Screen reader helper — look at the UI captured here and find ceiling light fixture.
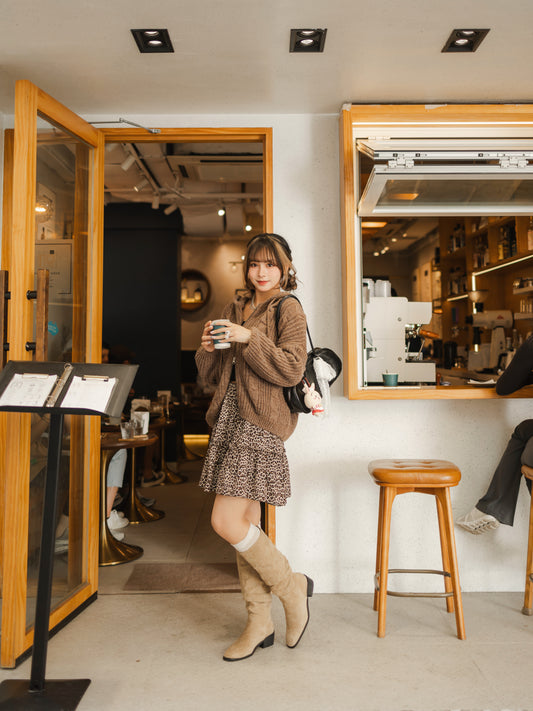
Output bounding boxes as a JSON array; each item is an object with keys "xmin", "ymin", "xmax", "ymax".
[
  {"xmin": 151, "ymin": 194, "xmax": 160, "ymax": 210},
  {"xmin": 120, "ymin": 154, "xmax": 136, "ymax": 171},
  {"xmin": 164, "ymin": 203, "xmax": 179, "ymax": 215},
  {"xmin": 133, "ymin": 178, "xmax": 149, "ymax": 192},
  {"xmin": 245, "ymin": 224, "xmax": 252, "ymax": 232},
  {"xmin": 361, "ymin": 221, "xmax": 387, "ymax": 229},
  {"xmin": 290, "ymin": 28, "xmax": 327, "ymax": 53},
  {"xmin": 131, "ymin": 29, "xmax": 174, "ymax": 53},
  {"xmin": 442, "ymin": 28, "xmax": 490, "ymax": 53},
  {"xmin": 218, "ymin": 207, "xmax": 226, "ymax": 216}
]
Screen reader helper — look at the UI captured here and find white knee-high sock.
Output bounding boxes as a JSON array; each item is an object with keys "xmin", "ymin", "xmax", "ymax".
[{"xmin": 233, "ymin": 523, "xmax": 260, "ymax": 552}]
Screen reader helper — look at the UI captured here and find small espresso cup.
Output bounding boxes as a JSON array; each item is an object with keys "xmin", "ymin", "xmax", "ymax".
[
  {"xmin": 211, "ymin": 320, "xmax": 231, "ymax": 349},
  {"xmin": 382, "ymin": 372, "xmax": 399, "ymax": 387}
]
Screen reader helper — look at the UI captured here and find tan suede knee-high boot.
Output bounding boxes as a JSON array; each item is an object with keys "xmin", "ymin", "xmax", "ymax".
[
  {"xmin": 223, "ymin": 553, "xmax": 275, "ymax": 662},
  {"xmin": 239, "ymin": 529, "xmax": 313, "ymax": 648}
]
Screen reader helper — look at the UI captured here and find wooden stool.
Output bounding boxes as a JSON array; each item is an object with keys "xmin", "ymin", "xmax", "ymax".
[
  {"xmin": 368, "ymin": 459, "xmax": 466, "ymax": 640},
  {"xmin": 519, "ymin": 464, "xmax": 533, "ymax": 616}
]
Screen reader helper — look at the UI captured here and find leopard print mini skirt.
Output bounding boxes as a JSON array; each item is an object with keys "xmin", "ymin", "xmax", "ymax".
[{"xmin": 199, "ymin": 384, "xmax": 291, "ymax": 506}]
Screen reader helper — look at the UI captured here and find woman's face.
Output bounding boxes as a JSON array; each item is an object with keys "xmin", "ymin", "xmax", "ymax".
[{"xmin": 247, "ymin": 250, "xmax": 282, "ymax": 296}]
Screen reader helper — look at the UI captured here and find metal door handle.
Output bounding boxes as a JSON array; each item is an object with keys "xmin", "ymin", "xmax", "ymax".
[
  {"xmin": 26, "ymin": 269, "xmax": 49, "ymax": 360},
  {"xmin": 0, "ymin": 270, "xmax": 9, "ymax": 368}
]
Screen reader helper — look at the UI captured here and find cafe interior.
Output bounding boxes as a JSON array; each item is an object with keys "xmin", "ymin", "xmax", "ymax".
[{"xmin": 2, "ymin": 5, "xmax": 533, "ymax": 711}]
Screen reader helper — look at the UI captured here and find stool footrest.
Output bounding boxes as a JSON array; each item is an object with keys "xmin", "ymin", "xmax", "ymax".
[{"xmin": 375, "ymin": 569, "xmax": 453, "ymax": 599}]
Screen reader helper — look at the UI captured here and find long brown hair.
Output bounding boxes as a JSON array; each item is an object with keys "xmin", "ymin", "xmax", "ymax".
[{"xmin": 243, "ymin": 233, "xmax": 297, "ymax": 292}]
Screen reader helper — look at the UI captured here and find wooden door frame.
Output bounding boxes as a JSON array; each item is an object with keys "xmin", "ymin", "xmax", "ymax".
[
  {"xmin": 1, "ymin": 80, "xmax": 104, "ymax": 667},
  {"xmin": 98, "ymin": 126, "xmax": 275, "ymax": 541}
]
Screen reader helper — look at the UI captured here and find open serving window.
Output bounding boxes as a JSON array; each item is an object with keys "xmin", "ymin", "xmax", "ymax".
[
  {"xmin": 340, "ymin": 105, "xmax": 533, "ymax": 400},
  {"xmin": 358, "ymin": 139, "xmax": 533, "ymax": 217}
]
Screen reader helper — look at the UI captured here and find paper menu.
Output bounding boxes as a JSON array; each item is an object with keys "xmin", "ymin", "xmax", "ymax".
[
  {"xmin": 60, "ymin": 376, "xmax": 117, "ymax": 412},
  {"xmin": 0, "ymin": 373, "xmax": 58, "ymax": 407}
]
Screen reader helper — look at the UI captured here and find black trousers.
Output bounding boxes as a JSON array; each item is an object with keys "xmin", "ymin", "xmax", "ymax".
[{"xmin": 477, "ymin": 419, "xmax": 533, "ymax": 526}]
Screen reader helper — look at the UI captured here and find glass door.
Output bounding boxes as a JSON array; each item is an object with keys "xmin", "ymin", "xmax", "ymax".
[{"xmin": 0, "ymin": 80, "xmax": 104, "ymax": 667}]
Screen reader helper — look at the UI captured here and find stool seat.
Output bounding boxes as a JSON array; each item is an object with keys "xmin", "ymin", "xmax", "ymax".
[
  {"xmin": 369, "ymin": 459, "xmax": 461, "ymax": 488},
  {"xmin": 369, "ymin": 457, "xmax": 465, "ymax": 640}
]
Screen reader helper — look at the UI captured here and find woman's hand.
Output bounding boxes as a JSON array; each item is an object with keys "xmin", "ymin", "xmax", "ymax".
[
  {"xmin": 200, "ymin": 320, "xmax": 216, "ymax": 352},
  {"xmin": 204, "ymin": 319, "xmax": 252, "ymax": 347},
  {"xmin": 225, "ymin": 321, "xmax": 252, "ymax": 344}
]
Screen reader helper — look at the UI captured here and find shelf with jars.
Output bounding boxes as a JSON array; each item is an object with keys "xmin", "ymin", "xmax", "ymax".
[{"xmin": 438, "ymin": 216, "xmax": 533, "ymax": 353}]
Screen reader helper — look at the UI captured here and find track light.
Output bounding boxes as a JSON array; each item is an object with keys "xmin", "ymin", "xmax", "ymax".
[
  {"xmin": 164, "ymin": 203, "xmax": 178, "ymax": 215},
  {"xmin": 133, "ymin": 178, "xmax": 148, "ymax": 192},
  {"xmin": 151, "ymin": 193, "xmax": 160, "ymax": 210},
  {"xmin": 121, "ymin": 154, "xmax": 136, "ymax": 171}
]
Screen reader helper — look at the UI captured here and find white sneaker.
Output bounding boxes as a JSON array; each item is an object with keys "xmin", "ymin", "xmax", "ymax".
[
  {"xmin": 110, "ymin": 529, "xmax": 125, "ymax": 541},
  {"xmin": 456, "ymin": 507, "xmax": 500, "ymax": 534},
  {"xmin": 107, "ymin": 509, "xmax": 129, "ymax": 530}
]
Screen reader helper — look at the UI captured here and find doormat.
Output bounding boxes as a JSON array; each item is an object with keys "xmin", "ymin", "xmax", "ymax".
[{"xmin": 123, "ymin": 562, "xmax": 239, "ymax": 593}]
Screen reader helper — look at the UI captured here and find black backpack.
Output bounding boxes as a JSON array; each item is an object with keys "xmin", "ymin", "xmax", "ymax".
[{"xmin": 275, "ymin": 295, "xmax": 342, "ymax": 414}]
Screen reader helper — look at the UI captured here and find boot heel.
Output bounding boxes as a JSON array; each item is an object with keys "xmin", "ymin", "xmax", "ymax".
[
  {"xmin": 306, "ymin": 576, "xmax": 314, "ymax": 597},
  {"xmin": 260, "ymin": 632, "xmax": 275, "ymax": 648}
]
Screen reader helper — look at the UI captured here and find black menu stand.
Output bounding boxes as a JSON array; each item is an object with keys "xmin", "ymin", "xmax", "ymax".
[{"xmin": 0, "ymin": 360, "xmax": 137, "ymax": 711}]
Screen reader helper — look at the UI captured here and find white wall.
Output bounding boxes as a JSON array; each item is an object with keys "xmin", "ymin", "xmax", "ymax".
[{"xmin": 5, "ymin": 109, "xmax": 532, "ymax": 593}]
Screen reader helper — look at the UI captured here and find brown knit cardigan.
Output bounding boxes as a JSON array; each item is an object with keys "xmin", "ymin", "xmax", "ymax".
[{"xmin": 195, "ymin": 292, "xmax": 307, "ymax": 441}]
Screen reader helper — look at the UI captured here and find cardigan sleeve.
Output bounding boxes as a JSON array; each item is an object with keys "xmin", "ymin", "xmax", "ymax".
[
  {"xmin": 242, "ymin": 297, "xmax": 307, "ymax": 386},
  {"xmin": 194, "ymin": 302, "xmax": 234, "ymax": 386},
  {"xmin": 496, "ymin": 333, "xmax": 533, "ymax": 395}
]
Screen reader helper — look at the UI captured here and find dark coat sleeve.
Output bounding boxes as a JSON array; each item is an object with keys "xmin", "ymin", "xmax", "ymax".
[{"xmin": 496, "ymin": 333, "xmax": 533, "ymax": 395}]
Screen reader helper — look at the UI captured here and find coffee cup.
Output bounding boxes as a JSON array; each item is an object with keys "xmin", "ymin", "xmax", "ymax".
[
  {"xmin": 211, "ymin": 320, "xmax": 231, "ymax": 349},
  {"xmin": 382, "ymin": 372, "xmax": 398, "ymax": 387}
]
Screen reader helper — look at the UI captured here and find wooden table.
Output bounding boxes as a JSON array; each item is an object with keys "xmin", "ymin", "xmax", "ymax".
[{"xmin": 99, "ymin": 432, "xmax": 144, "ymax": 566}]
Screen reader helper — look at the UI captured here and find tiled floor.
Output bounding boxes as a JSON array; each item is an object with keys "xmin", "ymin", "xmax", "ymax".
[{"xmin": 2, "ymin": 461, "xmax": 533, "ymax": 711}]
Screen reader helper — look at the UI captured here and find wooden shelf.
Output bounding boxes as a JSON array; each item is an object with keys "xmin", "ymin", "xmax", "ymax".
[
  {"xmin": 513, "ymin": 285, "xmax": 533, "ymax": 295},
  {"xmin": 514, "ymin": 312, "xmax": 533, "ymax": 320}
]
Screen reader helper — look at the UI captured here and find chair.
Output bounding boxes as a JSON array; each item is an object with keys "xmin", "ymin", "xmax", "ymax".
[{"xmin": 368, "ymin": 458, "xmax": 466, "ymax": 639}]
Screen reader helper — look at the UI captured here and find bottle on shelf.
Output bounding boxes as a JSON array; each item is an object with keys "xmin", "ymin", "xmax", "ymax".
[
  {"xmin": 528, "ymin": 217, "xmax": 533, "ymax": 252},
  {"xmin": 193, "ymin": 284, "xmax": 204, "ymax": 302}
]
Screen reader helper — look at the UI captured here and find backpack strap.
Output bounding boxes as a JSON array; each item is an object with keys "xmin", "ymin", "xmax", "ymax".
[{"xmin": 275, "ymin": 294, "xmax": 314, "ymax": 350}]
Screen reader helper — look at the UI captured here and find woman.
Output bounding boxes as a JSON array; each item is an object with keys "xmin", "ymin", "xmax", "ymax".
[{"xmin": 195, "ymin": 233, "xmax": 312, "ymax": 662}]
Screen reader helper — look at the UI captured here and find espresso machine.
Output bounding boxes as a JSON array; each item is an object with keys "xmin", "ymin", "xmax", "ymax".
[
  {"xmin": 466, "ymin": 310, "xmax": 513, "ymax": 369},
  {"xmin": 363, "ymin": 296, "xmax": 436, "ymax": 384}
]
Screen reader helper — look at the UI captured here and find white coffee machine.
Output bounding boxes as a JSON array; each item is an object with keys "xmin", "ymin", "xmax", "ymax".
[{"xmin": 363, "ymin": 295, "xmax": 436, "ymax": 385}]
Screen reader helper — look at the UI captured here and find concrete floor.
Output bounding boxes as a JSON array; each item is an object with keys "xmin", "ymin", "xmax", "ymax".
[{"xmin": 2, "ymin": 461, "xmax": 533, "ymax": 711}]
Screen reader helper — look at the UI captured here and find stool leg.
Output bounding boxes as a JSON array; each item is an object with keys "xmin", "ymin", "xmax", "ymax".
[
  {"xmin": 435, "ymin": 491, "xmax": 454, "ymax": 613},
  {"xmin": 436, "ymin": 488, "xmax": 466, "ymax": 640},
  {"xmin": 377, "ymin": 485, "xmax": 395, "ymax": 638},
  {"xmin": 374, "ymin": 486, "xmax": 385, "ymax": 611},
  {"xmin": 522, "ymin": 494, "xmax": 533, "ymax": 615}
]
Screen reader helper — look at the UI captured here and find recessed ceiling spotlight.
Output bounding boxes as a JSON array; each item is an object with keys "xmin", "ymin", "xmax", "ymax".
[
  {"xmin": 218, "ymin": 208, "xmax": 226, "ymax": 216},
  {"xmin": 290, "ymin": 28, "xmax": 327, "ymax": 53},
  {"xmin": 442, "ymin": 28, "xmax": 489, "ymax": 53},
  {"xmin": 131, "ymin": 29, "xmax": 174, "ymax": 53}
]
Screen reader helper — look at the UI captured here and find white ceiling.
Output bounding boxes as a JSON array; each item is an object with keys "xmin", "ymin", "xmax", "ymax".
[{"xmin": 1, "ymin": 0, "xmax": 533, "ymax": 116}]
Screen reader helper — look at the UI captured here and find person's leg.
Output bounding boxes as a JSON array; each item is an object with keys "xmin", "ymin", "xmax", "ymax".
[
  {"xmin": 211, "ymin": 495, "xmax": 273, "ymax": 661},
  {"xmin": 212, "ymin": 494, "xmax": 313, "ymax": 650},
  {"xmin": 106, "ymin": 449, "xmax": 129, "ymax": 528},
  {"xmin": 477, "ymin": 420, "xmax": 533, "ymax": 525}
]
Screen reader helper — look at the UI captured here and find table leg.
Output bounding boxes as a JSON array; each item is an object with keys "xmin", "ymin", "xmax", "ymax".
[
  {"xmin": 123, "ymin": 447, "xmax": 165, "ymax": 524},
  {"xmin": 160, "ymin": 425, "xmax": 188, "ymax": 484},
  {"xmin": 99, "ymin": 449, "xmax": 143, "ymax": 566}
]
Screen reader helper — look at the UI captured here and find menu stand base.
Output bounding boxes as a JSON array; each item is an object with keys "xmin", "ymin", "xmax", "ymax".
[{"xmin": 0, "ymin": 678, "xmax": 91, "ymax": 710}]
